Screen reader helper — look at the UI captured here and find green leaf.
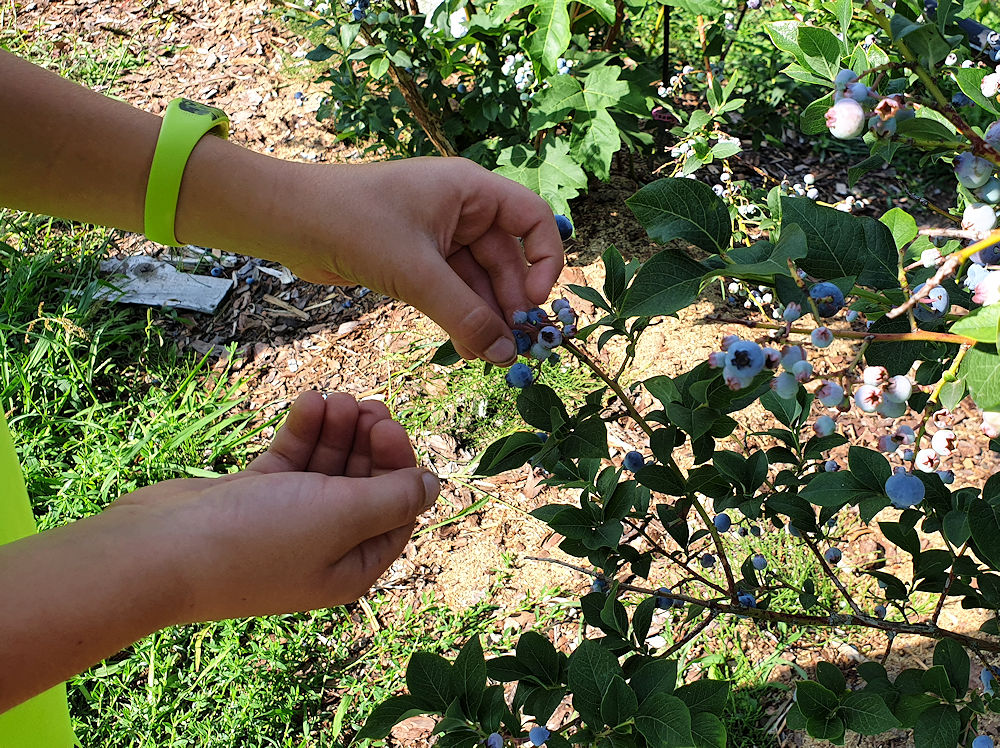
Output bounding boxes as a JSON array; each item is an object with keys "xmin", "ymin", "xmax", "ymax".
[
  {"xmin": 571, "ymin": 108, "xmax": 621, "ymax": 181},
  {"xmin": 971, "ymin": 497, "xmax": 1000, "ymax": 569},
  {"xmin": 635, "ymin": 464, "xmax": 686, "ymax": 496},
  {"xmin": 626, "ymin": 178, "xmax": 733, "ymax": 254},
  {"xmin": 706, "ymin": 228, "xmax": 807, "ymax": 282},
  {"xmin": 568, "ymin": 640, "xmax": 624, "ymax": 728},
  {"xmin": 806, "ymin": 713, "xmax": 845, "ymax": 742},
  {"xmin": 516, "ymin": 632, "xmax": 561, "ymax": 686},
  {"xmin": 305, "ymin": 43, "xmax": 336, "ymax": 62},
  {"xmin": 932, "ymin": 638, "xmax": 970, "ymax": 699},
  {"xmin": 407, "ymin": 652, "xmax": 456, "ymax": 711},
  {"xmin": 794, "ymin": 681, "xmax": 839, "ymax": 719},
  {"xmin": 816, "ymin": 662, "xmax": 846, "ymax": 694},
  {"xmin": 848, "ymin": 446, "xmax": 892, "ymax": 493},
  {"xmin": 634, "ymin": 692, "xmax": 694, "ymax": 747},
  {"xmin": 951, "ymin": 306, "xmax": 1000, "ymax": 346},
  {"xmin": 800, "ymin": 95, "xmax": 833, "ymax": 135},
  {"xmin": 913, "ymin": 703, "xmax": 961, "ymax": 748},
  {"xmin": 454, "ymin": 637, "xmax": 486, "ymax": 713},
  {"xmin": 353, "ymin": 695, "xmax": 428, "ymax": 741},
  {"xmin": 603, "ymin": 246, "xmax": 628, "ymax": 308},
  {"xmin": 601, "ymin": 675, "xmax": 639, "ymax": 726},
  {"xmin": 517, "ymin": 385, "xmax": 569, "ymax": 432},
  {"xmin": 495, "ymin": 139, "xmax": 587, "ymax": 218},
  {"xmin": 840, "ymin": 692, "xmax": 900, "ymax": 736},
  {"xmin": 800, "ymin": 471, "xmax": 871, "ymax": 509},
  {"xmin": 955, "ymin": 67, "xmax": 1000, "ymax": 116},
  {"xmin": 797, "ymin": 26, "xmax": 844, "ymax": 79},
  {"xmin": 674, "ymin": 679, "xmax": 730, "ymax": 714},
  {"xmin": 474, "ymin": 432, "xmax": 541, "ymax": 476},
  {"xmin": 629, "ymin": 658, "xmax": 678, "ymax": 704},
  {"xmin": 879, "ymin": 208, "xmax": 918, "ymax": 251},
  {"xmin": 369, "ymin": 56, "xmax": 390, "ymax": 80},
  {"xmin": 430, "ymin": 339, "xmax": 461, "ymax": 366},
  {"xmin": 689, "ymin": 712, "xmax": 727, "ymax": 748},
  {"xmin": 620, "ymin": 251, "xmax": 706, "ymax": 319}
]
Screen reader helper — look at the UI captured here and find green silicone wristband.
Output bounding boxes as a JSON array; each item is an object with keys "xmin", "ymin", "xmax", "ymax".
[{"xmin": 144, "ymin": 98, "xmax": 229, "ymax": 247}]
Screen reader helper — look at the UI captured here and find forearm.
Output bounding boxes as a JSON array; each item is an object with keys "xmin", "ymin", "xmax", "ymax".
[
  {"xmin": 0, "ymin": 506, "xmax": 184, "ymax": 712},
  {"xmin": 0, "ymin": 49, "xmax": 322, "ymax": 263}
]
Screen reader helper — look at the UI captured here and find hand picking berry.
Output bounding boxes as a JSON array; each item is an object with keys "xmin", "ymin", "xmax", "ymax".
[
  {"xmin": 623, "ymin": 450, "xmax": 645, "ymax": 472},
  {"xmin": 809, "ymin": 282, "xmax": 845, "ymax": 316}
]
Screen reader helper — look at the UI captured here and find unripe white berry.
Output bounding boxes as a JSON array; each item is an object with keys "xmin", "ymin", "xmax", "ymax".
[{"xmin": 825, "ymin": 99, "xmax": 866, "ymax": 140}]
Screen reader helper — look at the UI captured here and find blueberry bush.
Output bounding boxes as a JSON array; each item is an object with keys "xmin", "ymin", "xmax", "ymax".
[{"xmin": 283, "ymin": 0, "xmax": 1000, "ymax": 745}]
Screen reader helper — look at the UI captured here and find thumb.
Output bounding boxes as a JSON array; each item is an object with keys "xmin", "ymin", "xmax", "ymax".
[
  {"xmin": 405, "ymin": 259, "xmax": 518, "ymax": 365},
  {"xmin": 329, "ymin": 467, "xmax": 441, "ymax": 542}
]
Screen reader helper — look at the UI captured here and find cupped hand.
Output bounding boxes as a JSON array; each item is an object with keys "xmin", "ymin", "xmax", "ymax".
[
  {"xmin": 110, "ymin": 391, "xmax": 438, "ymax": 622},
  {"xmin": 279, "ymin": 158, "xmax": 565, "ymax": 365}
]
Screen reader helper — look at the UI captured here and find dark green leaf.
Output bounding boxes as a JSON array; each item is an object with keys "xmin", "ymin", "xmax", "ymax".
[
  {"xmin": 621, "ymin": 251, "xmax": 708, "ymax": 319},
  {"xmin": 601, "ymin": 675, "xmax": 639, "ymax": 726},
  {"xmin": 454, "ymin": 637, "xmax": 486, "ymax": 713},
  {"xmin": 913, "ymin": 703, "xmax": 961, "ymax": 748},
  {"xmin": 430, "ymin": 340, "xmax": 461, "ymax": 366},
  {"xmin": 634, "ymin": 692, "xmax": 694, "ymax": 747},
  {"xmin": 816, "ymin": 662, "xmax": 846, "ymax": 694},
  {"xmin": 568, "ymin": 640, "xmax": 624, "ymax": 728},
  {"xmin": 970, "ymin": 498, "xmax": 1000, "ymax": 568},
  {"xmin": 475, "ymin": 432, "xmax": 541, "ymax": 476},
  {"xmin": 932, "ymin": 638, "xmax": 970, "ymax": 698},
  {"xmin": 675, "ymin": 679, "xmax": 730, "ymax": 715},
  {"xmin": 517, "ymin": 385, "xmax": 569, "ymax": 432},
  {"xmin": 629, "ymin": 658, "xmax": 678, "ymax": 704},
  {"xmin": 689, "ymin": 712, "xmax": 727, "ymax": 748},
  {"xmin": 626, "ymin": 178, "xmax": 732, "ymax": 254},
  {"xmin": 517, "ymin": 632, "xmax": 561, "ymax": 686},
  {"xmin": 353, "ymin": 695, "xmax": 428, "ymax": 741},
  {"xmin": 794, "ymin": 681, "xmax": 839, "ymax": 719},
  {"xmin": 960, "ymin": 345, "xmax": 1000, "ymax": 411},
  {"xmin": 407, "ymin": 652, "xmax": 456, "ymax": 711},
  {"xmin": 848, "ymin": 446, "xmax": 892, "ymax": 492}
]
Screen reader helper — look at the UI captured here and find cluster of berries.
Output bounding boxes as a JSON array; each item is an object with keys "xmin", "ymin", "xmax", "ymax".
[
  {"xmin": 725, "ymin": 280, "xmax": 782, "ymax": 319},
  {"xmin": 344, "ymin": 0, "xmax": 370, "ymax": 22},
  {"xmin": 500, "ymin": 54, "xmax": 538, "ymax": 96},
  {"xmin": 781, "ymin": 172, "xmax": 819, "ymax": 201},
  {"xmin": 825, "ymin": 68, "xmax": 915, "ymax": 140}
]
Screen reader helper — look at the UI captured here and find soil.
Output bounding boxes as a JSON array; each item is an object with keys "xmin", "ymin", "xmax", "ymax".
[{"xmin": 10, "ymin": 0, "xmax": 1000, "ymax": 744}]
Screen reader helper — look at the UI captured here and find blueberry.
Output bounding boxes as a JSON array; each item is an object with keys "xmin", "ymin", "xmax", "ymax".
[
  {"xmin": 782, "ymin": 302, "xmax": 803, "ymax": 322},
  {"xmin": 824, "ymin": 460, "xmax": 840, "ymax": 472},
  {"xmin": 487, "ymin": 733, "xmax": 503, "ymax": 748},
  {"xmin": 352, "ymin": 7, "xmax": 364, "ymax": 20},
  {"xmin": 535, "ymin": 432, "xmax": 548, "ymax": 442},
  {"xmin": 556, "ymin": 307, "xmax": 575, "ymax": 325},
  {"xmin": 955, "ymin": 152, "xmax": 993, "ymax": 189},
  {"xmin": 750, "ymin": 525, "xmax": 762, "ymax": 537},
  {"xmin": 972, "ymin": 737, "xmax": 994, "ymax": 748},
  {"xmin": 885, "ymin": 471, "xmax": 925, "ymax": 508},
  {"xmin": 505, "ymin": 363, "xmax": 533, "ymax": 388},
  {"xmin": 752, "ymin": 554, "xmax": 767, "ymax": 570},
  {"xmin": 825, "ymin": 98, "xmax": 866, "ymax": 139},
  {"xmin": 526, "ymin": 307, "xmax": 548, "ymax": 325},
  {"xmin": 654, "ymin": 587, "xmax": 674, "ymax": 609},
  {"xmin": 788, "ymin": 524, "xmax": 802, "ymax": 538},
  {"xmin": 737, "ymin": 591, "xmax": 757, "ymax": 608},
  {"xmin": 982, "ymin": 668, "xmax": 996, "ymax": 696},
  {"xmin": 529, "ymin": 343, "xmax": 551, "ymax": 360},
  {"xmin": 700, "ymin": 553, "xmax": 716, "ymax": 568},
  {"xmin": 811, "ymin": 327, "xmax": 834, "ymax": 348},
  {"xmin": 513, "ymin": 329, "xmax": 531, "ymax": 354},
  {"xmin": 591, "ymin": 577, "xmax": 610, "ymax": 594},
  {"xmin": 813, "ymin": 415, "xmax": 837, "ymax": 437},
  {"xmin": 883, "ymin": 375, "xmax": 912, "ymax": 403},
  {"xmin": 714, "ymin": 513, "xmax": 732, "ymax": 532},
  {"xmin": 824, "ymin": 547, "xmax": 842, "ymax": 564},
  {"xmin": 246, "ymin": 276, "xmax": 256, "ymax": 286},
  {"xmin": 911, "ymin": 283, "xmax": 949, "ymax": 321},
  {"xmin": 552, "ymin": 298, "xmax": 571, "ymax": 313},
  {"xmin": 457, "ymin": 83, "xmax": 467, "ymax": 94},
  {"xmin": 809, "ymin": 282, "xmax": 845, "ymax": 317},
  {"xmin": 854, "ymin": 384, "xmax": 882, "ymax": 413},
  {"xmin": 537, "ymin": 326, "xmax": 563, "ymax": 349},
  {"xmin": 874, "ymin": 604, "xmax": 886, "ymax": 619},
  {"xmin": 624, "ymin": 451, "xmax": 645, "ymax": 472},
  {"xmin": 772, "ymin": 372, "xmax": 799, "ymax": 400},
  {"xmin": 528, "ymin": 727, "xmax": 551, "ymax": 746},
  {"xmin": 210, "ymin": 265, "xmax": 224, "ymax": 277},
  {"xmin": 294, "ymin": 91, "xmax": 304, "ymax": 100},
  {"xmin": 554, "ymin": 214, "xmax": 574, "ymax": 241},
  {"xmin": 816, "ymin": 381, "xmax": 845, "ymax": 407},
  {"xmin": 512, "ymin": 310, "xmax": 529, "ymax": 325},
  {"xmin": 725, "ymin": 340, "xmax": 765, "ymax": 378}
]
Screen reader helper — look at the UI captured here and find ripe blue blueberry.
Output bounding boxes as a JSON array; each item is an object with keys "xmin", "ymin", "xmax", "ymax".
[
  {"xmin": 824, "ymin": 460, "xmax": 840, "ymax": 472},
  {"xmin": 591, "ymin": 578, "xmax": 610, "ymax": 594},
  {"xmin": 512, "ymin": 310, "xmax": 529, "ymax": 325},
  {"xmin": 529, "ymin": 726, "xmax": 551, "ymax": 746},
  {"xmin": 655, "ymin": 587, "xmax": 675, "ymax": 609},
  {"xmin": 752, "ymin": 554, "xmax": 767, "ymax": 570},
  {"xmin": 737, "ymin": 591, "xmax": 757, "ymax": 608},
  {"xmin": 700, "ymin": 553, "xmax": 716, "ymax": 568},
  {"xmin": 623, "ymin": 451, "xmax": 645, "ymax": 472},
  {"xmin": 535, "ymin": 432, "xmax": 548, "ymax": 442},
  {"xmin": 556, "ymin": 307, "xmax": 576, "ymax": 325},
  {"xmin": 874, "ymin": 604, "xmax": 887, "ymax": 619},
  {"xmin": 210, "ymin": 265, "xmax": 224, "ymax": 277},
  {"xmin": 529, "ymin": 342, "xmax": 551, "ymax": 360},
  {"xmin": 294, "ymin": 91, "xmax": 304, "ymax": 100},
  {"xmin": 457, "ymin": 83, "xmax": 467, "ymax": 94},
  {"xmin": 846, "ymin": 309, "xmax": 859, "ymax": 323},
  {"xmin": 527, "ymin": 307, "xmax": 548, "ymax": 325},
  {"xmin": 714, "ymin": 513, "xmax": 732, "ymax": 532},
  {"xmin": 554, "ymin": 215, "xmax": 574, "ymax": 241},
  {"xmin": 724, "ymin": 340, "xmax": 765, "ymax": 378},
  {"xmin": 972, "ymin": 737, "xmax": 994, "ymax": 748},
  {"xmin": 824, "ymin": 547, "xmax": 842, "ymax": 564},
  {"xmin": 935, "ymin": 469, "xmax": 956, "ymax": 485},
  {"xmin": 487, "ymin": 734, "xmax": 503, "ymax": 748},
  {"xmin": 809, "ymin": 282, "xmax": 845, "ymax": 317},
  {"xmin": 955, "ymin": 152, "xmax": 993, "ymax": 189},
  {"xmin": 911, "ymin": 283, "xmax": 949, "ymax": 321},
  {"xmin": 552, "ymin": 297, "xmax": 570, "ymax": 313},
  {"xmin": 750, "ymin": 525, "xmax": 762, "ymax": 537},
  {"xmin": 538, "ymin": 326, "xmax": 563, "ymax": 349},
  {"xmin": 885, "ymin": 471, "xmax": 925, "ymax": 508},
  {"xmin": 505, "ymin": 363, "xmax": 534, "ymax": 388},
  {"xmin": 513, "ymin": 329, "xmax": 531, "ymax": 355},
  {"xmin": 352, "ymin": 7, "xmax": 364, "ymax": 20},
  {"xmin": 982, "ymin": 668, "xmax": 996, "ymax": 695}
]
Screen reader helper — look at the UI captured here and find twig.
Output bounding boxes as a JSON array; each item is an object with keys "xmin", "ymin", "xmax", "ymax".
[
  {"xmin": 801, "ymin": 533, "xmax": 864, "ymax": 617},
  {"xmin": 711, "ymin": 316, "xmax": 978, "ymax": 346}
]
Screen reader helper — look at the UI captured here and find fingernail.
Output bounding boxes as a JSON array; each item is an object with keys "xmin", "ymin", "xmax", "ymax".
[
  {"xmin": 485, "ymin": 336, "xmax": 516, "ymax": 365},
  {"xmin": 421, "ymin": 471, "xmax": 441, "ymax": 510}
]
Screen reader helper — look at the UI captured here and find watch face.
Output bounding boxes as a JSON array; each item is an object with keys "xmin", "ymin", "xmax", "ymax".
[{"xmin": 178, "ymin": 98, "xmax": 220, "ymax": 118}]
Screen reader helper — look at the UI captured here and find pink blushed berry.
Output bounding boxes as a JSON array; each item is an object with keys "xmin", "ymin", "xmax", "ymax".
[
  {"xmin": 973, "ymin": 271, "xmax": 1000, "ymax": 306},
  {"xmin": 983, "ymin": 411, "xmax": 1000, "ymax": 438},
  {"xmin": 878, "ymin": 435, "xmax": 898, "ymax": 453},
  {"xmin": 763, "ymin": 347, "xmax": 782, "ymax": 370},
  {"xmin": 811, "ymin": 326, "xmax": 834, "ymax": 348},
  {"xmin": 894, "ymin": 425, "xmax": 916, "ymax": 445},
  {"xmin": 931, "ymin": 429, "xmax": 957, "ymax": 456},
  {"xmin": 721, "ymin": 334, "xmax": 740, "ymax": 351},
  {"xmin": 914, "ymin": 448, "xmax": 940, "ymax": 473},
  {"xmin": 825, "ymin": 98, "xmax": 866, "ymax": 139},
  {"xmin": 781, "ymin": 345, "xmax": 806, "ymax": 371},
  {"xmin": 862, "ymin": 366, "xmax": 888, "ymax": 386},
  {"xmin": 708, "ymin": 351, "xmax": 726, "ymax": 368}
]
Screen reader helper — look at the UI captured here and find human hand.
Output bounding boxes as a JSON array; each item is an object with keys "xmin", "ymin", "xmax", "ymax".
[
  {"xmin": 111, "ymin": 391, "xmax": 438, "ymax": 621},
  {"xmin": 273, "ymin": 158, "xmax": 565, "ymax": 365}
]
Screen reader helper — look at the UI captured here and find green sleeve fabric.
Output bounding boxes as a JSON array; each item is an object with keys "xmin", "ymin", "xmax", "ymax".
[{"xmin": 0, "ymin": 411, "xmax": 77, "ymax": 747}]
